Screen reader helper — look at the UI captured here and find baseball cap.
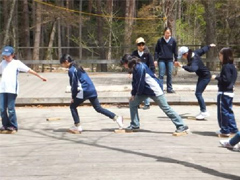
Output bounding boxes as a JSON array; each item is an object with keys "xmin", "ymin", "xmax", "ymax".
[
  {"xmin": 177, "ymin": 46, "xmax": 189, "ymax": 59},
  {"xmin": 136, "ymin": 37, "xmax": 145, "ymax": 44},
  {"xmin": 2, "ymin": 46, "xmax": 14, "ymax": 56}
]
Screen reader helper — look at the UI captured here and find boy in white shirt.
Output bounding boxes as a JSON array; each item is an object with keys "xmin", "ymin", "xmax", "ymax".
[{"xmin": 0, "ymin": 46, "xmax": 47, "ymax": 134}]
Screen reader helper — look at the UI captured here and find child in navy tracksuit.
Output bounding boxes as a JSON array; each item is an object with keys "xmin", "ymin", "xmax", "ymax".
[
  {"xmin": 132, "ymin": 37, "xmax": 155, "ymax": 110},
  {"xmin": 121, "ymin": 54, "xmax": 188, "ymax": 133},
  {"xmin": 176, "ymin": 44, "xmax": 216, "ymax": 120},
  {"xmin": 60, "ymin": 54, "xmax": 123, "ymax": 133},
  {"xmin": 212, "ymin": 48, "xmax": 238, "ymax": 136}
]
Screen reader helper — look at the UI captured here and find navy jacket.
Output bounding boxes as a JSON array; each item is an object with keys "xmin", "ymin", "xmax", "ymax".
[
  {"xmin": 132, "ymin": 49, "xmax": 155, "ymax": 73},
  {"xmin": 154, "ymin": 37, "xmax": 178, "ymax": 61},
  {"xmin": 182, "ymin": 46, "xmax": 211, "ymax": 79},
  {"xmin": 131, "ymin": 62, "xmax": 163, "ymax": 96},
  {"xmin": 68, "ymin": 64, "xmax": 97, "ymax": 99},
  {"xmin": 215, "ymin": 63, "xmax": 237, "ymax": 92}
]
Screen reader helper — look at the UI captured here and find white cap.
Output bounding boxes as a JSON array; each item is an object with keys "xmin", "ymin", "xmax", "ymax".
[
  {"xmin": 136, "ymin": 37, "xmax": 145, "ymax": 44},
  {"xmin": 178, "ymin": 46, "xmax": 189, "ymax": 59}
]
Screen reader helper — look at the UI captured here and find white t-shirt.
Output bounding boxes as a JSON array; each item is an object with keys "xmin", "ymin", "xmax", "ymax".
[{"xmin": 0, "ymin": 59, "xmax": 30, "ymax": 94}]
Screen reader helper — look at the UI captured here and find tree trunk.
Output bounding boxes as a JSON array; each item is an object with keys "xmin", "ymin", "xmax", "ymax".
[
  {"xmin": 33, "ymin": 0, "xmax": 42, "ymax": 71},
  {"xmin": 79, "ymin": 0, "xmax": 83, "ymax": 61},
  {"xmin": 45, "ymin": 21, "xmax": 57, "ymax": 60},
  {"xmin": 3, "ymin": 0, "xmax": 16, "ymax": 46},
  {"xmin": 107, "ymin": 0, "xmax": 113, "ymax": 61},
  {"xmin": 124, "ymin": 0, "xmax": 135, "ymax": 54},
  {"xmin": 23, "ymin": 0, "xmax": 31, "ymax": 60},
  {"xmin": 96, "ymin": 0, "xmax": 107, "ymax": 72},
  {"xmin": 202, "ymin": 0, "xmax": 217, "ymax": 70},
  {"xmin": 162, "ymin": 0, "xmax": 177, "ymax": 37}
]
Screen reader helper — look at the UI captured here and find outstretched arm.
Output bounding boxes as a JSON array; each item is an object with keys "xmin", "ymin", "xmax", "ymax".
[{"xmin": 28, "ymin": 69, "xmax": 47, "ymax": 81}]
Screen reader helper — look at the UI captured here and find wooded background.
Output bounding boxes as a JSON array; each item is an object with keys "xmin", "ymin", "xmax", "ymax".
[{"xmin": 0, "ymin": 0, "xmax": 240, "ymax": 71}]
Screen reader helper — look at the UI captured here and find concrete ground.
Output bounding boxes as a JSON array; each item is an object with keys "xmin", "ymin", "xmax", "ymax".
[{"xmin": 0, "ymin": 105, "xmax": 240, "ymax": 180}]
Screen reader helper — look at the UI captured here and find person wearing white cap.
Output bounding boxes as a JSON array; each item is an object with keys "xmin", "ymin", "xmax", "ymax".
[
  {"xmin": 175, "ymin": 44, "xmax": 216, "ymax": 120},
  {"xmin": 132, "ymin": 37, "xmax": 155, "ymax": 110},
  {"xmin": 0, "ymin": 46, "xmax": 47, "ymax": 134}
]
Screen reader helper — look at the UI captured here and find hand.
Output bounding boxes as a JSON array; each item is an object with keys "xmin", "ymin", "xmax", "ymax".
[
  {"xmin": 210, "ymin": 44, "xmax": 216, "ymax": 47},
  {"xmin": 128, "ymin": 74, "xmax": 132, "ymax": 79},
  {"xmin": 71, "ymin": 99, "xmax": 74, "ymax": 103},
  {"xmin": 174, "ymin": 61, "xmax": 182, "ymax": 67},
  {"xmin": 129, "ymin": 96, "xmax": 135, "ymax": 101},
  {"xmin": 211, "ymin": 75, "xmax": 216, "ymax": 80},
  {"xmin": 41, "ymin": 77, "xmax": 47, "ymax": 81},
  {"xmin": 154, "ymin": 61, "xmax": 158, "ymax": 67}
]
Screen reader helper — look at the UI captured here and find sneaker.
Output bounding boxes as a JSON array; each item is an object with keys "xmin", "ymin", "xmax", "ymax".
[
  {"xmin": 125, "ymin": 125, "xmax": 140, "ymax": 132},
  {"xmin": 142, "ymin": 105, "xmax": 150, "ymax": 110},
  {"xmin": 68, "ymin": 125, "xmax": 83, "ymax": 134},
  {"xmin": 0, "ymin": 126, "xmax": 8, "ymax": 134},
  {"xmin": 219, "ymin": 139, "xmax": 233, "ymax": 148},
  {"xmin": 175, "ymin": 125, "xmax": 189, "ymax": 133},
  {"xmin": 196, "ymin": 111, "xmax": 209, "ymax": 120},
  {"xmin": 115, "ymin": 116, "xmax": 124, "ymax": 129},
  {"xmin": 6, "ymin": 127, "xmax": 17, "ymax": 134},
  {"xmin": 233, "ymin": 143, "xmax": 240, "ymax": 152},
  {"xmin": 216, "ymin": 130, "xmax": 230, "ymax": 137},
  {"xmin": 167, "ymin": 89, "xmax": 175, "ymax": 93}
]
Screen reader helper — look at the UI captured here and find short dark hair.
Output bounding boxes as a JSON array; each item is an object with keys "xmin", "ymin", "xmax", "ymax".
[
  {"xmin": 121, "ymin": 54, "xmax": 140, "ymax": 69},
  {"xmin": 59, "ymin": 54, "xmax": 74, "ymax": 64},
  {"xmin": 219, "ymin": 47, "xmax": 234, "ymax": 64},
  {"xmin": 164, "ymin": 27, "xmax": 172, "ymax": 33}
]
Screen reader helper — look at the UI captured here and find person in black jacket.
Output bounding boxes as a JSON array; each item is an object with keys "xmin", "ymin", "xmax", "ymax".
[
  {"xmin": 154, "ymin": 27, "xmax": 178, "ymax": 93},
  {"xmin": 211, "ymin": 47, "xmax": 238, "ymax": 137},
  {"xmin": 175, "ymin": 44, "xmax": 216, "ymax": 120},
  {"xmin": 132, "ymin": 37, "xmax": 155, "ymax": 110}
]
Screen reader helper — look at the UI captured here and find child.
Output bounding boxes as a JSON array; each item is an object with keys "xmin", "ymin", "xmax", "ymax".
[
  {"xmin": 60, "ymin": 54, "xmax": 123, "ymax": 133},
  {"xmin": 132, "ymin": 37, "xmax": 155, "ymax": 110},
  {"xmin": 121, "ymin": 54, "xmax": 189, "ymax": 134},
  {"xmin": 0, "ymin": 46, "xmax": 47, "ymax": 134},
  {"xmin": 175, "ymin": 44, "xmax": 216, "ymax": 120},
  {"xmin": 212, "ymin": 47, "xmax": 238, "ymax": 137},
  {"xmin": 154, "ymin": 27, "xmax": 178, "ymax": 93},
  {"xmin": 219, "ymin": 131, "xmax": 240, "ymax": 151}
]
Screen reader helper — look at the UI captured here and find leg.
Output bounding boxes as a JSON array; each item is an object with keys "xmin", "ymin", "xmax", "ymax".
[
  {"xmin": 218, "ymin": 94, "xmax": 231, "ymax": 134},
  {"xmin": 70, "ymin": 98, "xmax": 85, "ymax": 125},
  {"xmin": 144, "ymin": 98, "xmax": 150, "ymax": 106},
  {"xmin": 129, "ymin": 95, "xmax": 147, "ymax": 128},
  {"xmin": 0, "ymin": 93, "xmax": 9, "ymax": 128},
  {"xmin": 158, "ymin": 61, "xmax": 166, "ymax": 89},
  {"xmin": 166, "ymin": 61, "xmax": 174, "ymax": 92},
  {"xmin": 217, "ymin": 94, "xmax": 221, "ymax": 129},
  {"xmin": 151, "ymin": 95, "xmax": 185, "ymax": 128},
  {"xmin": 7, "ymin": 93, "xmax": 17, "ymax": 130},
  {"xmin": 222, "ymin": 95, "xmax": 238, "ymax": 133},
  {"xmin": 195, "ymin": 78, "xmax": 210, "ymax": 112},
  {"xmin": 89, "ymin": 97, "xmax": 116, "ymax": 119},
  {"xmin": 229, "ymin": 131, "xmax": 240, "ymax": 146}
]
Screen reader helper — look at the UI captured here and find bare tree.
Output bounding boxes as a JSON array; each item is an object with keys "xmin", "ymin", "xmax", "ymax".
[
  {"xmin": 124, "ymin": 0, "xmax": 136, "ymax": 54},
  {"xmin": 202, "ymin": 0, "xmax": 217, "ymax": 70},
  {"xmin": 107, "ymin": 0, "xmax": 113, "ymax": 60},
  {"xmin": 33, "ymin": 0, "xmax": 42, "ymax": 71},
  {"xmin": 3, "ymin": 0, "xmax": 16, "ymax": 46}
]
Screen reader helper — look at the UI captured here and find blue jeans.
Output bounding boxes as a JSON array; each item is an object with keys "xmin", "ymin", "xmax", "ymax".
[
  {"xmin": 217, "ymin": 93, "xmax": 238, "ymax": 134},
  {"xmin": 129, "ymin": 95, "xmax": 184, "ymax": 128},
  {"xmin": 158, "ymin": 61, "xmax": 173, "ymax": 91},
  {"xmin": 144, "ymin": 98, "xmax": 150, "ymax": 106},
  {"xmin": 195, "ymin": 77, "xmax": 210, "ymax": 112},
  {"xmin": 0, "ymin": 93, "xmax": 18, "ymax": 129},
  {"xmin": 230, "ymin": 131, "xmax": 240, "ymax": 146},
  {"xmin": 70, "ymin": 97, "xmax": 116, "ymax": 124}
]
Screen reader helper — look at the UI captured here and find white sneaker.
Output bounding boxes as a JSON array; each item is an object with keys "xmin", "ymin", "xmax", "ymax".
[
  {"xmin": 216, "ymin": 130, "xmax": 230, "ymax": 137},
  {"xmin": 68, "ymin": 125, "xmax": 83, "ymax": 134},
  {"xmin": 233, "ymin": 143, "xmax": 240, "ymax": 152},
  {"xmin": 196, "ymin": 111, "xmax": 209, "ymax": 120},
  {"xmin": 219, "ymin": 139, "xmax": 233, "ymax": 148},
  {"xmin": 115, "ymin": 116, "xmax": 124, "ymax": 129}
]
